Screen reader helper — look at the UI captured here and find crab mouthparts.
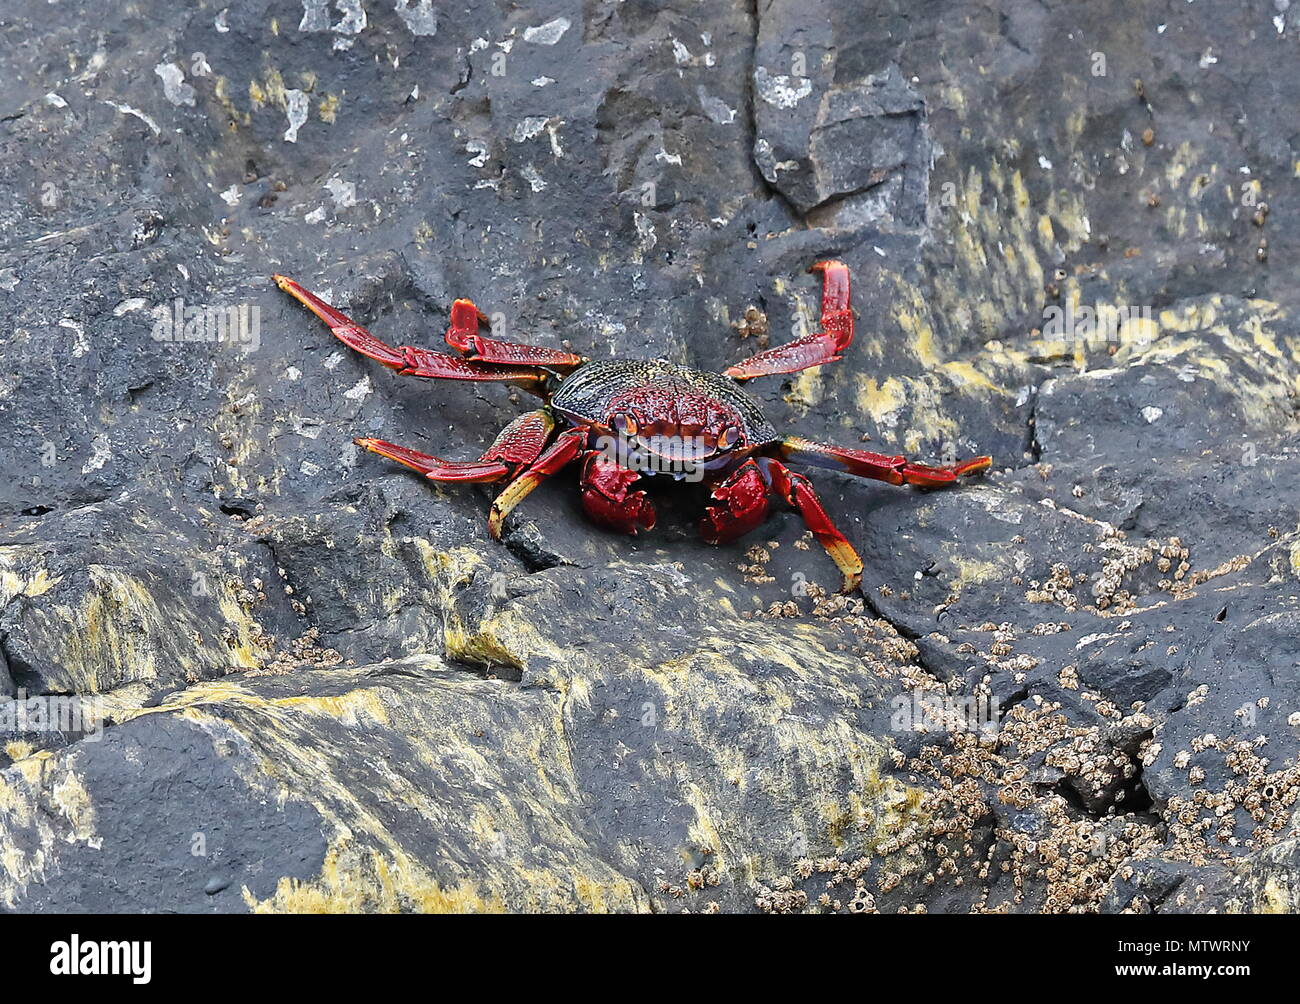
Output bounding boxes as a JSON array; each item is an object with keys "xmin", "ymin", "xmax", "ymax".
[{"xmin": 633, "ymin": 434, "xmax": 715, "ymax": 464}]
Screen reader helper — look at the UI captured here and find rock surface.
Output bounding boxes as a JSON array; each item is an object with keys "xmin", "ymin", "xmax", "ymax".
[{"xmin": 1, "ymin": 0, "xmax": 1298, "ymax": 913}]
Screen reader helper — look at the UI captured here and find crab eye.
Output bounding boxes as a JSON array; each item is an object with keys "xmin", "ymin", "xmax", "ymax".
[
  {"xmin": 718, "ymin": 426, "xmax": 741, "ymax": 450},
  {"xmin": 613, "ymin": 413, "xmax": 637, "ymax": 437}
]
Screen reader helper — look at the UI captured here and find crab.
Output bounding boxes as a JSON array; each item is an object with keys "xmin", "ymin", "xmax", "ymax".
[{"xmin": 273, "ymin": 261, "xmax": 991, "ymax": 592}]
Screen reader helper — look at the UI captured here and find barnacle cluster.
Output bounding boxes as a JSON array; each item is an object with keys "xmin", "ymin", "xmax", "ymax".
[
  {"xmin": 741, "ymin": 698, "xmax": 1167, "ymax": 913},
  {"xmin": 253, "ymin": 626, "xmax": 346, "ymax": 675},
  {"xmin": 1160, "ymin": 731, "xmax": 1300, "ymax": 854},
  {"xmin": 1024, "ymin": 535, "xmax": 1191, "ymax": 614}
]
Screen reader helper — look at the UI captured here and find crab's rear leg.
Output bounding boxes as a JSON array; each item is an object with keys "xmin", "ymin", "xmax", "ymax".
[
  {"xmin": 355, "ymin": 409, "xmax": 557, "ymax": 483},
  {"xmin": 273, "ymin": 275, "xmax": 547, "ymax": 392},
  {"xmin": 488, "ymin": 427, "xmax": 588, "ymax": 539},
  {"xmin": 725, "ymin": 260, "xmax": 853, "ymax": 380},
  {"xmin": 778, "ymin": 436, "xmax": 992, "ymax": 488},
  {"xmin": 445, "ymin": 299, "xmax": 586, "ymax": 372},
  {"xmin": 768, "ymin": 460, "xmax": 863, "ymax": 593}
]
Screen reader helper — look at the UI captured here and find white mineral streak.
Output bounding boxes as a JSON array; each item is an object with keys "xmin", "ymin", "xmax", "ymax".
[
  {"xmin": 513, "ymin": 116, "xmax": 549, "ymax": 142},
  {"xmin": 333, "ymin": 0, "xmax": 367, "ymax": 34},
  {"xmin": 325, "ymin": 177, "xmax": 357, "ymax": 207},
  {"xmin": 520, "ymin": 164, "xmax": 546, "ymax": 192},
  {"xmin": 754, "ymin": 66, "xmax": 812, "ymax": 108},
  {"xmin": 59, "ymin": 319, "xmax": 89, "ymax": 358},
  {"xmin": 523, "ymin": 17, "xmax": 570, "ymax": 45},
  {"xmin": 283, "ymin": 89, "xmax": 309, "ymax": 142},
  {"xmin": 113, "ymin": 298, "xmax": 149, "ymax": 317},
  {"xmin": 83, "ymin": 434, "xmax": 111, "ymax": 474},
  {"xmin": 103, "ymin": 101, "xmax": 160, "ymax": 134},
  {"xmin": 697, "ymin": 87, "xmax": 736, "ymax": 124},
  {"xmin": 394, "ymin": 0, "xmax": 437, "ymax": 36},
  {"xmin": 300, "ymin": 0, "xmax": 368, "ymax": 34},
  {"xmin": 299, "ymin": 0, "xmax": 330, "ymax": 31},
  {"xmin": 635, "ymin": 213, "xmax": 657, "ymax": 251}
]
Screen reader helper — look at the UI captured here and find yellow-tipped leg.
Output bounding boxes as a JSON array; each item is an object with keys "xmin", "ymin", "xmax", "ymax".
[
  {"xmin": 955, "ymin": 455, "xmax": 993, "ymax": 476},
  {"xmin": 488, "ymin": 471, "xmax": 544, "ymax": 539},
  {"xmin": 823, "ymin": 538, "xmax": 865, "ymax": 594},
  {"xmin": 769, "ymin": 459, "xmax": 865, "ymax": 594},
  {"xmin": 487, "ymin": 428, "xmax": 587, "ymax": 539}
]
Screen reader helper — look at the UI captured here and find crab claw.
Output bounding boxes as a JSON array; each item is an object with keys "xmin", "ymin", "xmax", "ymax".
[
  {"xmin": 580, "ymin": 453, "xmax": 656, "ymax": 534},
  {"xmin": 699, "ymin": 459, "xmax": 769, "ymax": 545}
]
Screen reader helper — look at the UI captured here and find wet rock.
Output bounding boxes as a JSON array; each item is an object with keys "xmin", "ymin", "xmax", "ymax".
[
  {"xmin": 0, "ymin": 637, "xmax": 12, "ymax": 698},
  {"xmin": 755, "ymin": 61, "xmax": 930, "ymax": 224},
  {"xmin": 0, "ymin": 494, "xmax": 300, "ymax": 697}
]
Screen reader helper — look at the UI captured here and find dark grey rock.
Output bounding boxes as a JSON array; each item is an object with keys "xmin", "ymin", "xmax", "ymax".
[{"xmin": 0, "ymin": 646, "xmax": 13, "ymax": 699}]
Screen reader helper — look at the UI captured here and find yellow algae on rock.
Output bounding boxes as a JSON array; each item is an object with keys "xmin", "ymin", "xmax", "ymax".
[
  {"xmin": 106, "ymin": 656, "xmax": 649, "ymax": 913},
  {"xmin": 0, "ymin": 548, "xmax": 60, "ymax": 604},
  {"xmin": 243, "ymin": 843, "xmax": 512, "ymax": 914},
  {"xmin": 782, "ymin": 365, "xmax": 824, "ymax": 412},
  {"xmin": 855, "ymin": 374, "xmax": 907, "ymax": 428},
  {"xmin": 0, "ymin": 759, "xmax": 100, "ymax": 908},
  {"xmin": 8, "ymin": 558, "xmax": 267, "ymax": 694},
  {"xmin": 71, "ymin": 582, "xmax": 912, "ymax": 913},
  {"xmin": 318, "ymin": 93, "xmax": 341, "ymax": 123}
]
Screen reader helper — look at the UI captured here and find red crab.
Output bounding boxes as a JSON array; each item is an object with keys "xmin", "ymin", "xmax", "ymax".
[{"xmin": 273, "ymin": 261, "xmax": 990, "ymax": 592}]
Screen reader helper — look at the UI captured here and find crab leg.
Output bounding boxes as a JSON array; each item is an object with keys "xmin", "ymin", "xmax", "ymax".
[
  {"xmin": 488, "ymin": 426, "xmax": 588, "ymax": 539},
  {"xmin": 445, "ymin": 299, "xmax": 586, "ymax": 371},
  {"xmin": 273, "ymin": 275, "xmax": 547, "ymax": 391},
  {"xmin": 724, "ymin": 260, "xmax": 854, "ymax": 380},
  {"xmin": 777, "ymin": 436, "xmax": 992, "ymax": 488},
  {"xmin": 354, "ymin": 410, "xmax": 557, "ymax": 483},
  {"xmin": 768, "ymin": 460, "xmax": 863, "ymax": 593},
  {"xmin": 353, "ymin": 438, "xmax": 509, "ymax": 482}
]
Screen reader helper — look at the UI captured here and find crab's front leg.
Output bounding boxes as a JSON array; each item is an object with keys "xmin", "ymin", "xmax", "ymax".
[
  {"xmin": 355, "ymin": 409, "xmax": 558, "ymax": 482},
  {"xmin": 768, "ymin": 460, "xmax": 864, "ymax": 593}
]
